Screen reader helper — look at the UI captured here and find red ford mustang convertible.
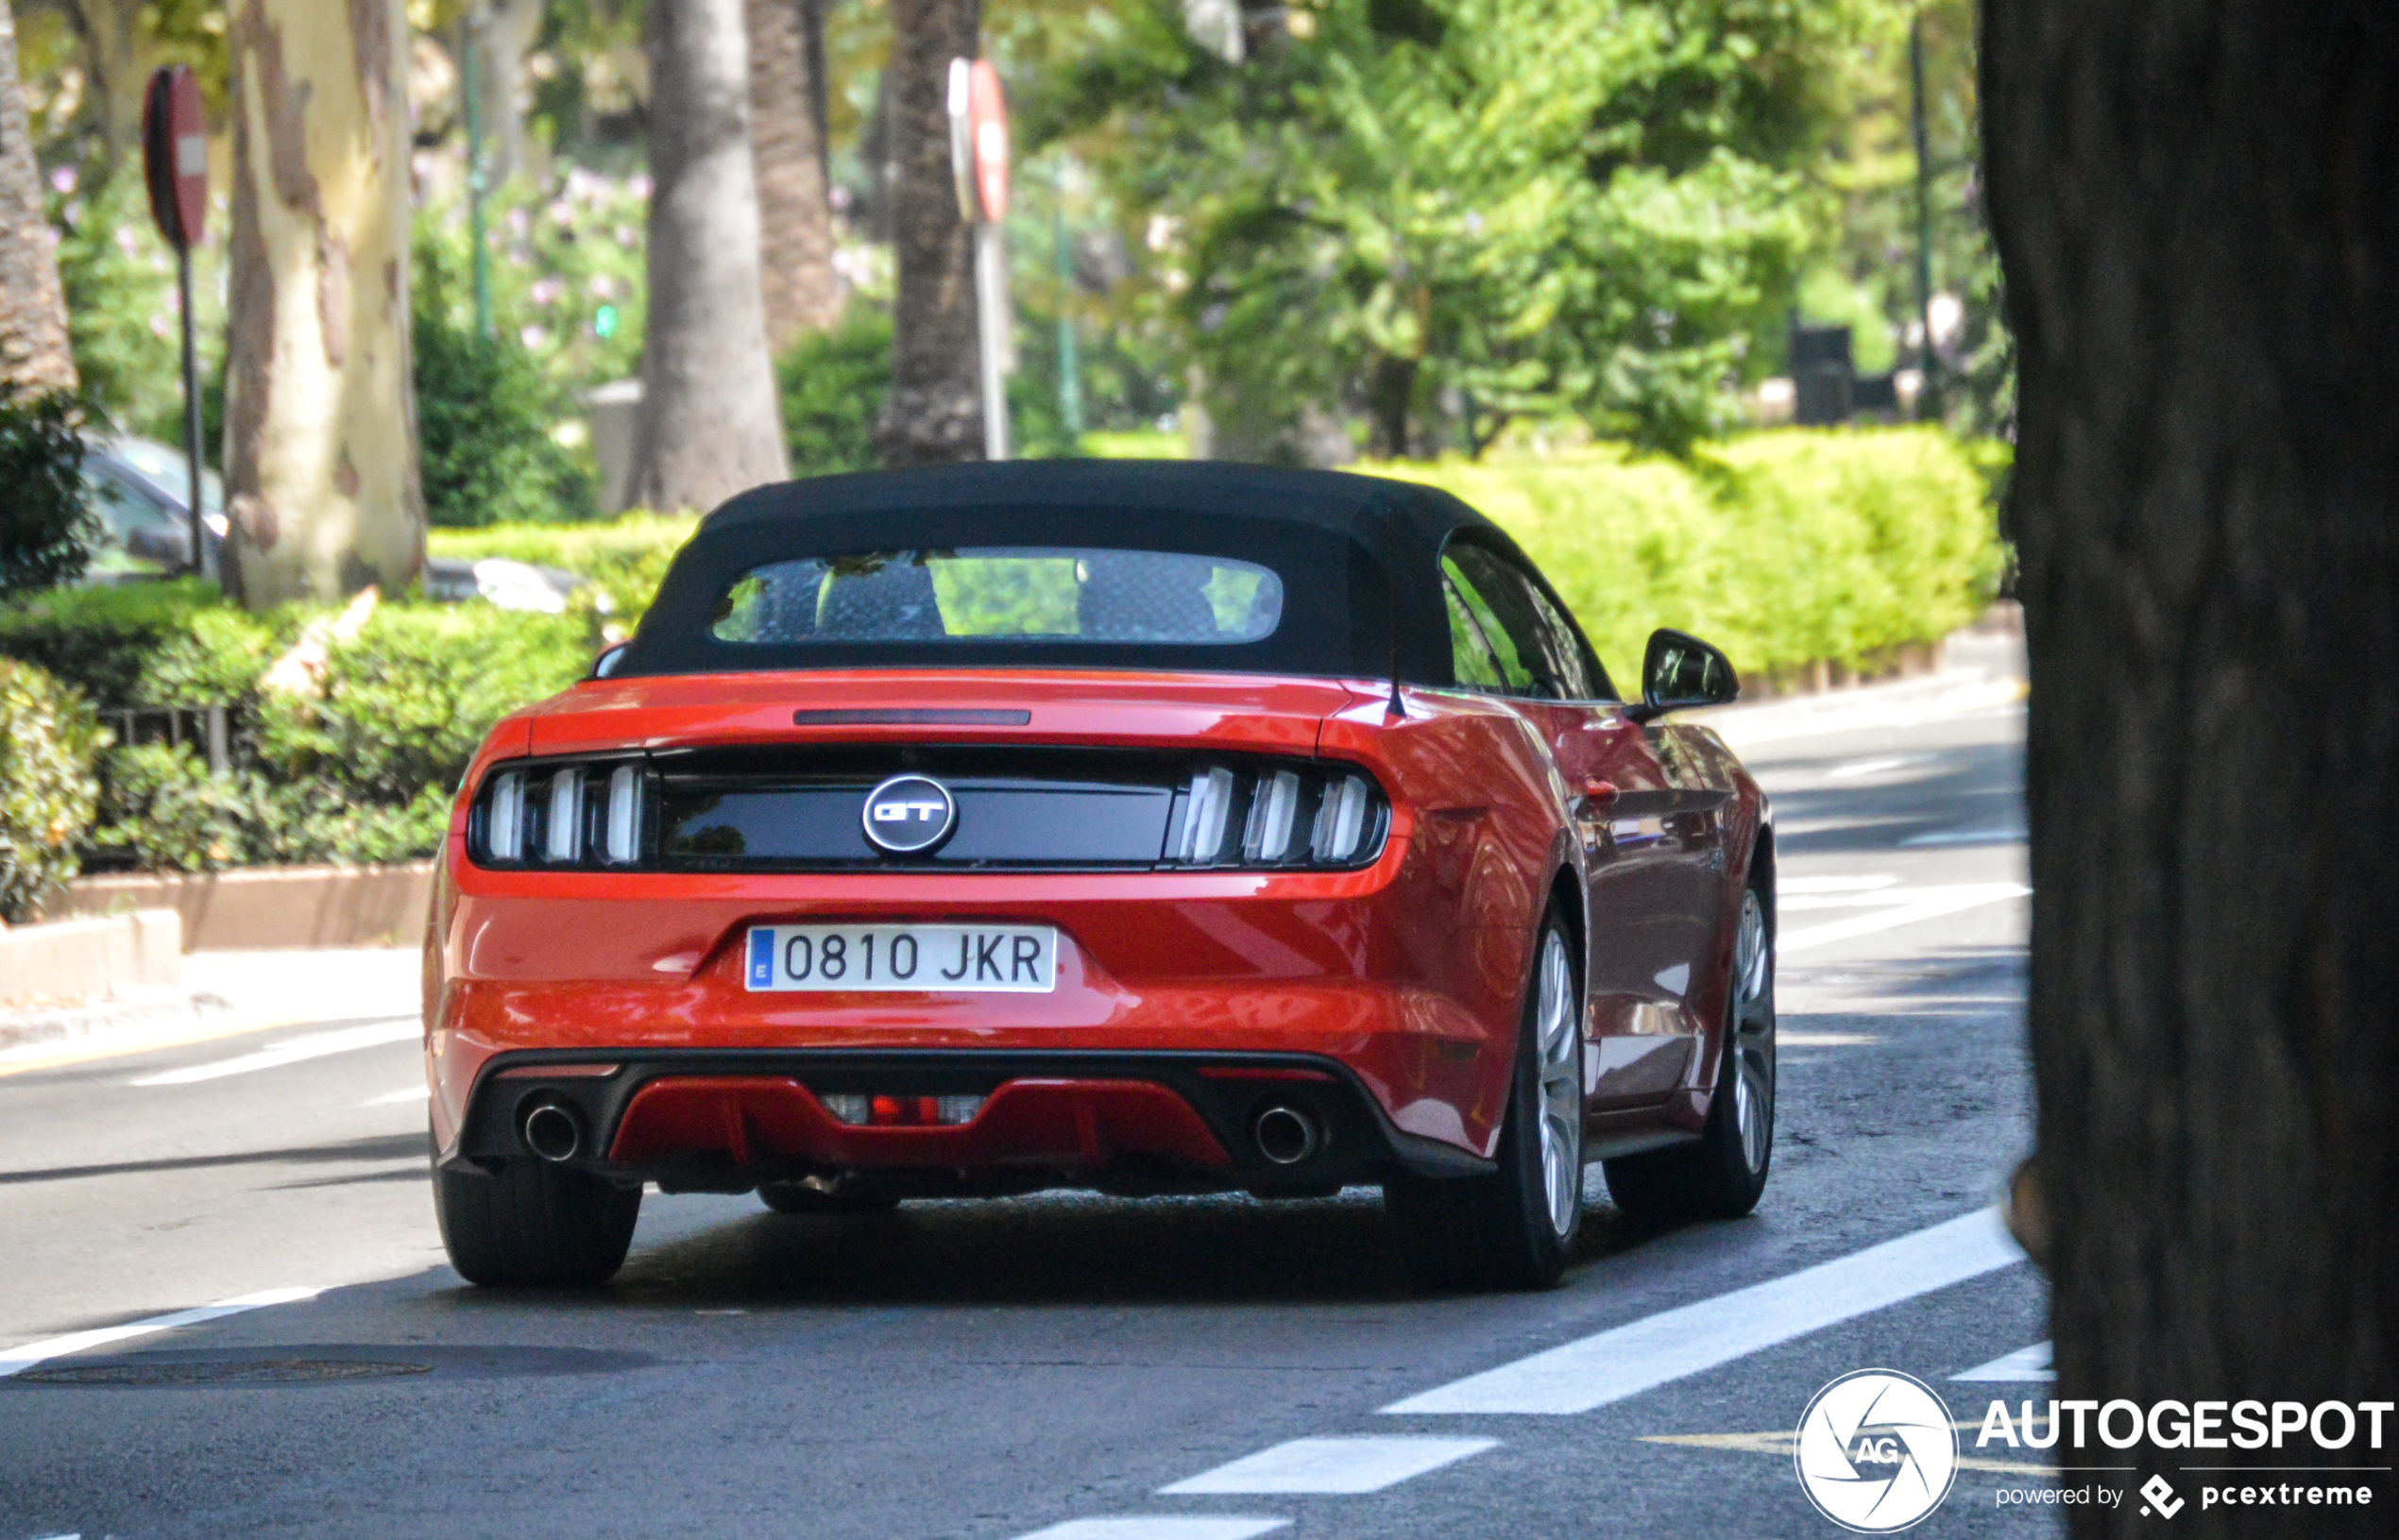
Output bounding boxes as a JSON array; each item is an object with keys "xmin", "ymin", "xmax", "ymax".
[{"xmin": 424, "ymin": 461, "xmax": 1775, "ymax": 1291}]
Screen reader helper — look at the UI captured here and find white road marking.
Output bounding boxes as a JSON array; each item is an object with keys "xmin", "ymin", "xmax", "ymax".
[
  {"xmin": 0, "ymin": 1287, "xmax": 323, "ymax": 1379},
  {"xmin": 1899, "ymin": 821, "xmax": 2028, "ymax": 847},
  {"xmin": 1011, "ymin": 1522, "xmax": 1289, "ymax": 1540},
  {"xmin": 1953, "ymin": 1342, "xmax": 2055, "ymax": 1381},
  {"xmin": 1161, "ymin": 1436, "xmax": 1499, "ymax": 1495},
  {"xmin": 1778, "ymin": 874, "xmax": 1898, "ymax": 894},
  {"xmin": 131, "ymin": 1020, "xmax": 419, "ymax": 1086},
  {"xmin": 1777, "ymin": 884, "xmax": 2029, "ymax": 955},
  {"xmin": 1382, "ymin": 1209, "xmax": 2022, "ymax": 1415},
  {"xmin": 1827, "ymin": 755, "xmax": 1926, "ymax": 779},
  {"xmin": 1778, "ymin": 1032, "xmax": 1882, "ymax": 1047},
  {"xmin": 364, "ymin": 1086, "xmax": 431, "ymax": 1107}
]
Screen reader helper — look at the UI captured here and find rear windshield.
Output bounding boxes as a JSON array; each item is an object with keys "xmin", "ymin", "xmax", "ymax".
[{"xmin": 708, "ymin": 548, "xmax": 1285, "ymax": 647}]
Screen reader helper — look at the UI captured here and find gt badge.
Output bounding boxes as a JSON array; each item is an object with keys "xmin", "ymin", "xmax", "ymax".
[{"xmin": 861, "ymin": 774, "xmax": 957, "ymax": 855}]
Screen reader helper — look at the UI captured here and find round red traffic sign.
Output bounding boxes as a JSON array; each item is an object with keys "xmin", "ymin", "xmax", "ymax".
[
  {"xmin": 968, "ymin": 59, "xmax": 1009, "ymax": 223},
  {"xmin": 141, "ymin": 65, "xmax": 207, "ymax": 250}
]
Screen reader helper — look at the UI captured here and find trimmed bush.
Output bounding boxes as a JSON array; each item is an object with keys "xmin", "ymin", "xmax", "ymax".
[
  {"xmin": 0, "ymin": 390, "xmax": 96, "ymax": 600},
  {"xmin": 0, "ymin": 585, "xmax": 592, "ymax": 872},
  {"xmin": 428, "ymin": 512, "xmax": 698, "ymax": 625},
  {"xmin": 778, "ymin": 306, "xmax": 892, "ymax": 476},
  {"xmin": 0, "ymin": 661, "xmax": 108, "ymax": 919},
  {"xmin": 1373, "ymin": 428, "xmax": 2006, "ymax": 688}
]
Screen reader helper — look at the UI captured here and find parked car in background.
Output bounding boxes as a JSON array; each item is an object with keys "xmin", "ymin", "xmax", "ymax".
[{"xmin": 79, "ymin": 435, "xmax": 225, "ymax": 579}]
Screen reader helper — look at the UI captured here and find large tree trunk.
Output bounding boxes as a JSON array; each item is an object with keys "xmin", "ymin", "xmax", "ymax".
[
  {"xmin": 872, "ymin": 0, "xmax": 981, "ymax": 466},
  {"xmin": 60, "ymin": 0, "xmax": 145, "ymax": 167},
  {"xmin": 479, "ymin": 0, "xmax": 547, "ymax": 187},
  {"xmin": 629, "ymin": 0, "xmax": 789, "ymax": 514},
  {"xmin": 0, "ymin": 0, "xmax": 77, "ymax": 395},
  {"xmin": 221, "ymin": 0, "xmax": 422, "ymax": 606},
  {"xmin": 746, "ymin": 0, "xmax": 841, "ymax": 353},
  {"xmin": 1982, "ymin": 4, "xmax": 2399, "ymax": 1534}
]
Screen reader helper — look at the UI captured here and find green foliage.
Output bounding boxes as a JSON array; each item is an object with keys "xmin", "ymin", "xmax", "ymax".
[
  {"xmin": 0, "ymin": 390, "xmax": 96, "ymax": 599},
  {"xmin": 0, "ymin": 584, "xmax": 593, "ymax": 872},
  {"xmin": 1374, "ymin": 427, "xmax": 2003, "ymax": 683},
  {"xmin": 0, "ymin": 660, "xmax": 108, "ymax": 921},
  {"xmin": 412, "ymin": 232, "xmax": 596, "ymax": 525},
  {"xmin": 0, "ymin": 580, "xmax": 240, "ymax": 703},
  {"xmin": 777, "ymin": 307, "xmax": 893, "ymax": 475},
  {"xmin": 1029, "ymin": 0, "xmax": 1879, "ymax": 456},
  {"xmin": 412, "ymin": 161, "xmax": 651, "ymax": 401},
  {"xmin": 426, "ymin": 512, "xmax": 699, "ymax": 625},
  {"xmin": 48, "ymin": 165, "xmax": 227, "ymax": 448}
]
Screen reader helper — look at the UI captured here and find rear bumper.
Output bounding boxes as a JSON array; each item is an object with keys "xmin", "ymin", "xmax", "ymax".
[{"xmin": 441, "ymin": 1048, "xmax": 1493, "ymax": 1196}]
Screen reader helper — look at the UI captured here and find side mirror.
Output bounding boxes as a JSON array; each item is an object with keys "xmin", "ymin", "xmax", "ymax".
[
  {"xmin": 588, "ymin": 642, "xmax": 630, "ymax": 680},
  {"xmin": 1626, "ymin": 628, "xmax": 1738, "ymax": 722}
]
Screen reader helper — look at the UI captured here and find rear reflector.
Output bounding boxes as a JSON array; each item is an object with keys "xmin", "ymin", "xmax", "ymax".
[{"xmin": 818, "ymin": 1092, "xmax": 986, "ymax": 1126}]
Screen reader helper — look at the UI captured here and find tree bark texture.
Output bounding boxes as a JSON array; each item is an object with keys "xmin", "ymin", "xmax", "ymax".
[
  {"xmin": 872, "ymin": 0, "xmax": 981, "ymax": 467},
  {"xmin": 1982, "ymin": 4, "xmax": 2399, "ymax": 1534},
  {"xmin": 221, "ymin": 0, "xmax": 423, "ymax": 605},
  {"xmin": 0, "ymin": 0, "xmax": 77, "ymax": 395},
  {"xmin": 480, "ymin": 0, "xmax": 547, "ymax": 187},
  {"xmin": 630, "ymin": 0, "xmax": 790, "ymax": 515},
  {"xmin": 746, "ymin": 0, "xmax": 841, "ymax": 352},
  {"xmin": 60, "ymin": 0, "xmax": 145, "ymax": 167}
]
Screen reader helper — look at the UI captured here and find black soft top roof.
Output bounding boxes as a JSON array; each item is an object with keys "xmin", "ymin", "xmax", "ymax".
[{"xmin": 616, "ymin": 459, "xmax": 1544, "ymax": 685}]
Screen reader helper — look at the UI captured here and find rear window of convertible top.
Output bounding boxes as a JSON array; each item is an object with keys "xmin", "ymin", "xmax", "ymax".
[{"xmin": 707, "ymin": 548, "xmax": 1285, "ymax": 647}]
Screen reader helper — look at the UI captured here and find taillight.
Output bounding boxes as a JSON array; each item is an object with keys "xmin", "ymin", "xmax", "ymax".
[
  {"xmin": 472, "ymin": 756, "xmax": 650, "ymax": 869},
  {"xmin": 1167, "ymin": 762, "xmax": 1389, "ymax": 870}
]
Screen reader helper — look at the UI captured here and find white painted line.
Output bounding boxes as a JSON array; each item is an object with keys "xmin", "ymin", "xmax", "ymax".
[
  {"xmin": 0, "ymin": 1287, "xmax": 323, "ymax": 1379},
  {"xmin": 1010, "ymin": 1522, "xmax": 1289, "ymax": 1540},
  {"xmin": 1778, "ymin": 874, "xmax": 1898, "ymax": 895},
  {"xmin": 1953, "ymin": 1342, "xmax": 2054, "ymax": 1381},
  {"xmin": 365, "ymin": 1085, "xmax": 431, "ymax": 1107},
  {"xmin": 1777, "ymin": 885, "xmax": 2029, "ymax": 955},
  {"xmin": 1899, "ymin": 822, "xmax": 2028, "ymax": 847},
  {"xmin": 1827, "ymin": 755, "xmax": 1925, "ymax": 779},
  {"xmin": 1382, "ymin": 1209, "xmax": 2022, "ymax": 1415},
  {"xmin": 131, "ymin": 1019, "xmax": 418, "ymax": 1086},
  {"xmin": 1160, "ymin": 1436, "xmax": 1499, "ymax": 1495}
]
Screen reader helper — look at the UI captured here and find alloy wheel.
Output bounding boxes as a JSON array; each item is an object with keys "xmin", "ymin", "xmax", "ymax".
[
  {"xmin": 1729, "ymin": 887, "xmax": 1774, "ymax": 1175},
  {"xmin": 1535, "ymin": 927, "xmax": 1583, "ymax": 1237}
]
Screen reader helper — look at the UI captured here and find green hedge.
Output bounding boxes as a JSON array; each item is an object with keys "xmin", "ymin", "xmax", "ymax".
[
  {"xmin": 0, "ymin": 584, "xmax": 591, "ymax": 871},
  {"xmin": 428, "ymin": 512, "xmax": 698, "ymax": 625},
  {"xmin": 0, "ymin": 660, "xmax": 107, "ymax": 919},
  {"xmin": 1373, "ymin": 428, "xmax": 2006, "ymax": 688}
]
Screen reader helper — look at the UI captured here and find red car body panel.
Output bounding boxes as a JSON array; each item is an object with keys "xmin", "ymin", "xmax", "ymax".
[{"xmin": 426, "ymin": 665, "xmax": 1764, "ymax": 1188}]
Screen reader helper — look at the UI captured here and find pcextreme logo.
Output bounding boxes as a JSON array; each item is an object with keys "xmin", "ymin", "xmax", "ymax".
[{"xmin": 1795, "ymin": 1369, "xmax": 1961, "ymax": 1532}]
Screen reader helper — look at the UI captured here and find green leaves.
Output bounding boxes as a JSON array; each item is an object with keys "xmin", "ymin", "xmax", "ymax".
[{"xmin": 0, "ymin": 661, "xmax": 107, "ymax": 920}]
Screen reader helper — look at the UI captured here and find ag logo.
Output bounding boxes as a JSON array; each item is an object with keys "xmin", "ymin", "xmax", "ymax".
[
  {"xmin": 2139, "ymin": 1474, "xmax": 2185, "ymax": 1518},
  {"xmin": 1795, "ymin": 1369, "xmax": 1959, "ymax": 1532},
  {"xmin": 860, "ymin": 775, "xmax": 956, "ymax": 855}
]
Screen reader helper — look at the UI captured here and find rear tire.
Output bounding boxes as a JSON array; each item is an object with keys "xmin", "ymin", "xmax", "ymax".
[
  {"xmin": 433, "ymin": 1139, "xmax": 641, "ymax": 1288},
  {"xmin": 1604, "ymin": 881, "xmax": 1775, "ymax": 1222},
  {"xmin": 1386, "ymin": 910, "xmax": 1585, "ymax": 1293}
]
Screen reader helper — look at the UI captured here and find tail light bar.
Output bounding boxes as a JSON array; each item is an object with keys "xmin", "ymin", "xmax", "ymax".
[
  {"xmin": 466, "ymin": 753, "xmax": 1387, "ymax": 872},
  {"xmin": 1167, "ymin": 761, "xmax": 1389, "ymax": 870},
  {"xmin": 473, "ymin": 756, "xmax": 652, "ymax": 869}
]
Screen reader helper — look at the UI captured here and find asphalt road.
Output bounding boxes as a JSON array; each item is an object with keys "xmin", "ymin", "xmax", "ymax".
[{"xmin": 0, "ymin": 693, "xmax": 2058, "ymax": 1540}]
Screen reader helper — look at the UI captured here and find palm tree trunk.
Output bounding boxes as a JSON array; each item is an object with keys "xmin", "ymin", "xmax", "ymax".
[
  {"xmin": 747, "ymin": 0, "xmax": 841, "ymax": 353},
  {"xmin": 630, "ymin": 0, "xmax": 790, "ymax": 514},
  {"xmin": 0, "ymin": 0, "xmax": 77, "ymax": 395},
  {"xmin": 872, "ymin": 0, "xmax": 981, "ymax": 466},
  {"xmin": 220, "ymin": 0, "xmax": 422, "ymax": 604}
]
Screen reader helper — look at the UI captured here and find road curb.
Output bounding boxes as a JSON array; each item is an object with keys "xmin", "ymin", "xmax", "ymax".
[{"xmin": 0, "ymin": 989, "xmax": 235, "ymax": 1053}]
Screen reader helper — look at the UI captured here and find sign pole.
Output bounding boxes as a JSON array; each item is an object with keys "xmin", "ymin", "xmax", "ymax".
[
  {"xmin": 951, "ymin": 59, "xmax": 1012, "ymax": 461},
  {"xmin": 142, "ymin": 64, "xmax": 213, "ymax": 587}
]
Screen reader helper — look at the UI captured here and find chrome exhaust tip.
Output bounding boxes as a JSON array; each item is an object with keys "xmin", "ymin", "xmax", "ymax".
[
  {"xmin": 1252, "ymin": 1104, "xmax": 1322, "ymax": 1166},
  {"xmin": 520, "ymin": 1101, "xmax": 584, "ymax": 1163}
]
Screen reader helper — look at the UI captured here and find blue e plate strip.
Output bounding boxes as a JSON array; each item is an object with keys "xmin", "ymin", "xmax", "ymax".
[{"xmin": 747, "ymin": 927, "xmax": 774, "ymax": 988}]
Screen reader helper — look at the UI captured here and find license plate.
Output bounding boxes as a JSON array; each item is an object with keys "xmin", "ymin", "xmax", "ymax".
[{"xmin": 743, "ymin": 924, "xmax": 1057, "ymax": 992}]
